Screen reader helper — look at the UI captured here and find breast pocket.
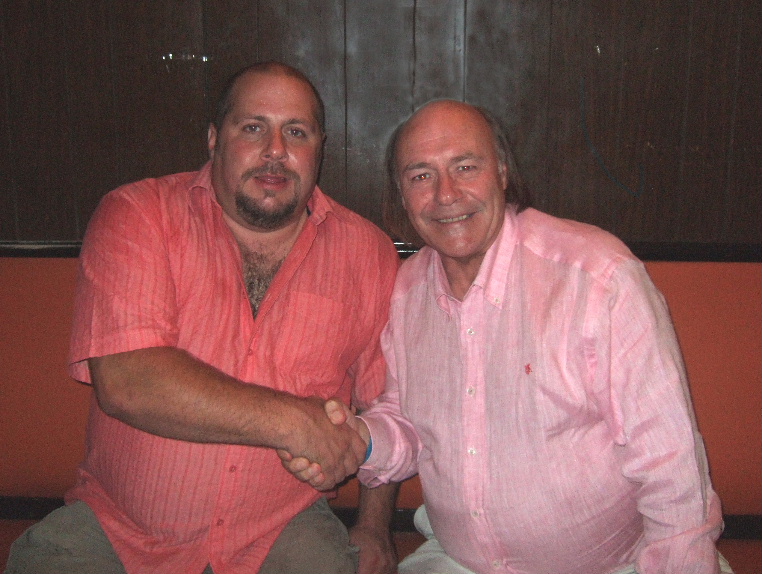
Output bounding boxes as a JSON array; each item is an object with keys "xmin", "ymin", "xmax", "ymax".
[{"xmin": 268, "ymin": 291, "xmax": 357, "ymax": 396}]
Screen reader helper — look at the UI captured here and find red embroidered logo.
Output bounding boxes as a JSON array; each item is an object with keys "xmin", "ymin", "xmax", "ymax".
[{"xmin": 525, "ymin": 363, "xmax": 532, "ymax": 375}]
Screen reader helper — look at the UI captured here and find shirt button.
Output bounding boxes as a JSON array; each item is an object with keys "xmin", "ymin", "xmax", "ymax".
[
  {"xmin": 466, "ymin": 328, "xmax": 475, "ymax": 335},
  {"xmin": 492, "ymin": 559, "xmax": 502, "ymax": 569},
  {"xmin": 216, "ymin": 518, "xmax": 224, "ymax": 527},
  {"xmin": 471, "ymin": 510, "xmax": 480, "ymax": 517},
  {"xmin": 229, "ymin": 465, "xmax": 237, "ymax": 472},
  {"xmin": 466, "ymin": 387, "xmax": 475, "ymax": 396},
  {"xmin": 467, "ymin": 447, "xmax": 477, "ymax": 455}
]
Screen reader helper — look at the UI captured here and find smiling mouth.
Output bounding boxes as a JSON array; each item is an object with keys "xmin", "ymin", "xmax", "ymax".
[
  {"xmin": 437, "ymin": 214, "xmax": 471, "ymax": 223},
  {"xmin": 243, "ymin": 163, "xmax": 294, "ymax": 186},
  {"xmin": 256, "ymin": 174, "xmax": 288, "ymax": 185}
]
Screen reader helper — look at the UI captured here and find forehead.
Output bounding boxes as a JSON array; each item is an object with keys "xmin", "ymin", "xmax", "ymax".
[
  {"xmin": 227, "ymin": 71, "xmax": 320, "ymax": 125},
  {"xmin": 397, "ymin": 103, "xmax": 494, "ymax": 165}
]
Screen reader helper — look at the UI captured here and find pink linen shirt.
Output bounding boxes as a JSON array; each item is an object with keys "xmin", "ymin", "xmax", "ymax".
[
  {"xmin": 360, "ymin": 208, "xmax": 723, "ymax": 574},
  {"xmin": 67, "ymin": 162, "xmax": 399, "ymax": 574}
]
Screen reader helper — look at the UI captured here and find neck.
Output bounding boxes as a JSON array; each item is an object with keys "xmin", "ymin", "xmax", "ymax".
[
  {"xmin": 224, "ymin": 209, "xmax": 308, "ymax": 261},
  {"xmin": 441, "ymin": 254, "xmax": 484, "ymax": 300}
]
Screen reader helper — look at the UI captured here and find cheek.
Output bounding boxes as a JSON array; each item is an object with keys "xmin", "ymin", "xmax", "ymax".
[
  {"xmin": 217, "ymin": 147, "xmax": 249, "ymax": 175},
  {"xmin": 400, "ymin": 189, "xmax": 427, "ymax": 217},
  {"xmin": 291, "ymin": 148, "xmax": 321, "ymax": 175},
  {"xmin": 403, "ymin": 201, "xmax": 425, "ymax": 226}
]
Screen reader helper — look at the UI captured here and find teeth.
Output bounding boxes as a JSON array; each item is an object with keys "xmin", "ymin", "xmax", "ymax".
[{"xmin": 438, "ymin": 214, "xmax": 469, "ymax": 223}]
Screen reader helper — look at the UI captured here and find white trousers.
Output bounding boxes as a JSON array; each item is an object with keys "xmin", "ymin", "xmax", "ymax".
[{"xmin": 398, "ymin": 505, "xmax": 734, "ymax": 574}]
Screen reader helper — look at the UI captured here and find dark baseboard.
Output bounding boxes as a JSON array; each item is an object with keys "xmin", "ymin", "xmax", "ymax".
[
  {"xmin": 2, "ymin": 241, "xmax": 761, "ymax": 262},
  {"xmin": 0, "ymin": 241, "xmax": 82, "ymax": 258},
  {"xmin": 627, "ymin": 242, "xmax": 762, "ymax": 262},
  {"xmin": 395, "ymin": 241, "xmax": 762, "ymax": 262},
  {"xmin": 0, "ymin": 496, "xmax": 64, "ymax": 520},
  {"xmin": 1, "ymin": 497, "xmax": 757, "ymax": 540},
  {"xmin": 722, "ymin": 514, "xmax": 762, "ymax": 540}
]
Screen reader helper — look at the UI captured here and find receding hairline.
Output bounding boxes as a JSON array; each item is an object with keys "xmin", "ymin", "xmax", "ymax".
[
  {"xmin": 393, "ymin": 100, "xmax": 503, "ymax": 175},
  {"xmin": 213, "ymin": 62, "xmax": 326, "ymax": 133}
]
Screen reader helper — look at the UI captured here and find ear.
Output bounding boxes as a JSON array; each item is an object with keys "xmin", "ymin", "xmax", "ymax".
[
  {"xmin": 498, "ymin": 161, "xmax": 509, "ymax": 190},
  {"xmin": 207, "ymin": 124, "xmax": 217, "ymax": 159}
]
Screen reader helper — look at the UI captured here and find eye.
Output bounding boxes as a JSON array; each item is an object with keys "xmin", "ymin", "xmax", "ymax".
[
  {"xmin": 457, "ymin": 164, "xmax": 477, "ymax": 172},
  {"xmin": 288, "ymin": 127, "xmax": 307, "ymax": 138},
  {"xmin": 242, "ymin": 123, "xmax": 263, "ymax": 134},
  {"xmin": 411, "ymin": 173, "xmax": 430, "ymax": 182}
]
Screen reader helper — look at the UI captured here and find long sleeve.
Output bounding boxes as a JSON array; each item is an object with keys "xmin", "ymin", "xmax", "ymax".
[
  {"xmin": 357, "ymin": 319, "xmax": 423, "ymax": 487},
  {"xmin": 594, "ymin": 260, "xmax": 723, "ymax": 573}
]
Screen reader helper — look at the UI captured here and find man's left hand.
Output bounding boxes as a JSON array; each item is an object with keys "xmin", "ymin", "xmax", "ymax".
[{"xmin": 350, "ymin": 523, "xmax": 397, "ymax": 574}]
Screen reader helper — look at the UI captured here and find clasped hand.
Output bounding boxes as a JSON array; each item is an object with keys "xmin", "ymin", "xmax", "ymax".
[{"xmin": 278, "ymin": 398, "xmax": 369, "ymax": 490}]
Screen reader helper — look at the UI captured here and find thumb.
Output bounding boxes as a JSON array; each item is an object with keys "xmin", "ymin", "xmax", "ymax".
[{"xmin": 325, "ymin": 398, "xmax": 348, "ymax": 425}]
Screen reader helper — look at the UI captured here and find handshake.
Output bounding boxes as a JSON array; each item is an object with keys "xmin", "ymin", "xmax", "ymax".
[{"xmin": 277, "ymin": 398, "xmax": 371, "ymax": 490}]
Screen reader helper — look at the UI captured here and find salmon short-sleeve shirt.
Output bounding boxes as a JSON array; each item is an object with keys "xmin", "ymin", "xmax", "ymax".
[{"xmin": 67, "ymin": 162, "xmax": 399, "ymax": 574}]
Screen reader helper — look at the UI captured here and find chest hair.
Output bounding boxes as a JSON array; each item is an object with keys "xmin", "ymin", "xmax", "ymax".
[{"xmin": 240, "ymin": 248, "xmax": 284, "ymax": 317}]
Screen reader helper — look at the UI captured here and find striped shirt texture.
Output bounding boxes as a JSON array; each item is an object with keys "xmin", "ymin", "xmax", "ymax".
[
  {"xmin": 360, "ymin": 207, "xmax": 723, "ymax": 574},
  {"xmin": 67, "ymin": 162, "xmax": 399, "ymax": 573}
]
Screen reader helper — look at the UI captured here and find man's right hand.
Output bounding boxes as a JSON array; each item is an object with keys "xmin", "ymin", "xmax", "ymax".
[
  {"xmin": 280, "ymin": 396, "xmax": 368, "ymax": 490},
  {"xmin": 278, "ymin": 398, "xmax": 370, "ymax": 490}
]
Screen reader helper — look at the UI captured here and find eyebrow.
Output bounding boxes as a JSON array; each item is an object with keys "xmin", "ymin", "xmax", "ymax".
[
  {"xmin": 451, "ymin": 152, "xmax": 482, "ymax": 163},
  {"xmin": 402, "ymin": 161, "xmax": 431, "ymax": 173},
  {"xmin": 402, "ymin": 152, "xmax": 482, "ymax": 173},
  {"xmin": 234, "ymin": 114, "xmax": 314, "ymax": 128}
]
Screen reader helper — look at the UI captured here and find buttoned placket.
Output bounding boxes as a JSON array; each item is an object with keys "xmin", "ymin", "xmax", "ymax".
[
  {"xmin": 458, "ymin": 289, "xmax": 501, "ymax": 567},
  {"xmin": 208, "ymin": 286, "xmax": 253, "ymax": 554},
  {"xmin": 207, "ymin": 446, "xmax": 244, "ymax": 556}
]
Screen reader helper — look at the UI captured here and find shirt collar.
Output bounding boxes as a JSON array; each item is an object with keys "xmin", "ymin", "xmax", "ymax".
[
  {"xmin": 431, "ymin": 208, "xmax": 519, "ymax": 313},
  {"xmin": 188, "ymin": 160, "xmax": 215, "ymax": 196},
  {"xmin": 475, "ymin": 208, "xmax": 518, "ymax": 309}
]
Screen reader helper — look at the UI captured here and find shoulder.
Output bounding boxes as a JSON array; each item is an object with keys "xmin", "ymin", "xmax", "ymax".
[
  {"xmin": 83, "ymin": 170, "xmax": 205, "ymax": 255},
  {"xmin": 318, "ymin": 191, "xmax": 399, "ymax": 262},
  {"xmin": 95, "ymin": 170, "xmax": 201, "ymax": 218},
  {"xmin": 516, "ymin": 208, "xmax": 640, "ymax": 282},
  {"xmin": 391, "ymin": 247, "xmax": 434, "ymax": 299}
]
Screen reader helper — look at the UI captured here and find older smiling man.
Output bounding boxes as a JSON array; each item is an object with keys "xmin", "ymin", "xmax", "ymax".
[{"xmin": 282, "ymin": 99, "xmax": 733, "ymax": 574}]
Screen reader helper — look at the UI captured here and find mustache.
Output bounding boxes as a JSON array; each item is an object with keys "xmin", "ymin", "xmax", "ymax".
[{"xmin": 242, "ymin": 162, "xmax": 299, "ymax": 181}]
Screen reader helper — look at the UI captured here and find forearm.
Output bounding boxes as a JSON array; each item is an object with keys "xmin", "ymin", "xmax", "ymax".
[
  {"xmin": 88, "ymin": 346, "xmax": 368, "ymax": 487},
  {"xmin": 89, "ymin": 346, "xmax": 301, "ymax": 447},
  {"xmin": 351, "ymin": 481, "xmax": 400, "ymax": 574},
  {"xmin": 636, "ymin": 485, "xmax": 724, "ymax": 574},
  {"xmin": 90, "ymin": 347, "xmax": 368, "ymax": 486},
  {"xmin": 606, "ymin": 263, "xmax": 723, "ymax": 571},
  {"xmin": 356, "ymin": 481, "xmax": 399, "ymax": 532}
]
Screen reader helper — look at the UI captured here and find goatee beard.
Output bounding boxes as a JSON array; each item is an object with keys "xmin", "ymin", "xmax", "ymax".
[
  {"xmin": 235, "ymin": 163, "xmax": 301, "ymax": 230},
  {"xmin": 235, "ymin": 193, "xmax": 299, "ymax": 230}
]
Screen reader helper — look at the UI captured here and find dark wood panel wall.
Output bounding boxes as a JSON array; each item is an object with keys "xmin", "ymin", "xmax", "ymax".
[{"xmin": 1, "ymin": 0, "xmax": 759, "ymax": 249}]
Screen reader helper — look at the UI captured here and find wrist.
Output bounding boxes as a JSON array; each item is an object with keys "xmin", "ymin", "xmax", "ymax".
[
  {"xmin": 363, "ymin": 437, "xmax": 373, "ymax": 463},
  {"xmin": 276, "ymin": 393, "xmax": 316, "ymax": 452},
  {"xmin": 356, "ymin": 417, "xmax": 372, "ymax": 451}
]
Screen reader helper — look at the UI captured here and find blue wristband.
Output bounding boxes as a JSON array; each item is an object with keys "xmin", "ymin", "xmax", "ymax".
[{"xmin": 363, "ymin": 437, "xmax": 373, "ymax": 463}]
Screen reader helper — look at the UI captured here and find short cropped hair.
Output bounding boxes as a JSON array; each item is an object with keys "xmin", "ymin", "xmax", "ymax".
[{"xmin": 212, "ymin": 61, "xmax": 326, "ymax": 134}]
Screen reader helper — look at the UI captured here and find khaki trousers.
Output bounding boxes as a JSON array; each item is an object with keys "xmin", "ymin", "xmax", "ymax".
[{"xmin": 4, "ymin": 498, "xmax": 357, "ymax": 574}]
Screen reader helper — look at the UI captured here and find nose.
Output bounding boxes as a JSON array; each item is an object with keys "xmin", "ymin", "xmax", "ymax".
[
  {"xmin": 262, "ymin": 130, "xmax": 287, "ymax": 161},
  {"xmin": 434, "ymin": 173, "xmax": 463, "ymax": 205}
]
